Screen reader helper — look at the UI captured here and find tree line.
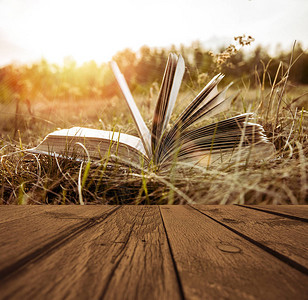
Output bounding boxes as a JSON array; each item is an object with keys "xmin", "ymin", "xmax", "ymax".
[{"xmin": 0, "ymin": 40, "xmax": 307, "ymax": 103}]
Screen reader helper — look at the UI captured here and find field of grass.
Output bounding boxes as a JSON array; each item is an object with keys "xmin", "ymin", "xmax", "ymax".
[{"xmin": 0, "ymin": 65, "xmax": 307, "ymax": 205}]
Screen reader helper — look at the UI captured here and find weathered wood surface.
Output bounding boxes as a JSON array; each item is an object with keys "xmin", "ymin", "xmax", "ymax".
[
  {"xmin": 0, "ymin": 206, "xmax": 113, "ymax": 271},
  {"xmin": 194, "ymin": 205, "xmax": 308, "ymax": 269},
  {"xmin": 0, "ymin": 205, "xmax": 307, "ymax": 300},
  {"xmin": 242, "ymin": 204, "xmax": 308, "ymax": 219}
]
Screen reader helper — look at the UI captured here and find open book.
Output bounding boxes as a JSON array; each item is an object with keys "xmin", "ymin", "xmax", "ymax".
[{"xmin": 28, "ymin": 53, "xmax": 274, "ymax": 169}]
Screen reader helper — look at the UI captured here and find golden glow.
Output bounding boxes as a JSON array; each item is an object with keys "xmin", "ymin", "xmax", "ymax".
[
  {"xmin": 0, "ymin": 0, "xmax": 307, "ymax": 66},
  {"xmin": 1, "ymin": 0, "xmax": 183, "ymax": 65}
]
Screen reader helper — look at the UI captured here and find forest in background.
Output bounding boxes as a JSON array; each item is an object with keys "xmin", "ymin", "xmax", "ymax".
[{"xmin": 0, "ymin": 39, "xmax": 308, "ymax": 105}]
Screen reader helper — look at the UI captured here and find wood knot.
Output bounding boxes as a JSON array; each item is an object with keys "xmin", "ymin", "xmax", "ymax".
[{"xmin": 217, "ymin": 243, "xmax": 241, "ymax": 253}]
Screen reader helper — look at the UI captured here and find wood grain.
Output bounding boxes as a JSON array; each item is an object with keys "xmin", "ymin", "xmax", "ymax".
[
  {"xmin": 0, "ymin": 206, "xmax": 114, "ymax": 272},
  {"xmin": 0, "ymin": 206, "xmax": 77, "ymax": 224},
  {"xmin": 193, "ymin": 205, "xmax": 308, "ymax": 269},
  {"xmin": 160, "ymin": 205, "xmax": 308, "ymax": 300},
  {"xmin": 0, "ymin": 206, "xmax": 307, "ymax": 300},
  {"xmin": 101, "ymin": 206, "xmax": 181, "ymax": 300},
  {"xmin": 241, "ymin": 205, "xmax": 308, "ymax": 220},
  {"xmin": 0, "ymin": 206, "xmax": 181, "ymax": 300}
]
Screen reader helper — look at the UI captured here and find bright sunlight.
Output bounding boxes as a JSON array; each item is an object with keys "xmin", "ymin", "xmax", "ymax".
[{"xmin": 1, "ymin": 0, "xmax": 307, "ymax": 66}]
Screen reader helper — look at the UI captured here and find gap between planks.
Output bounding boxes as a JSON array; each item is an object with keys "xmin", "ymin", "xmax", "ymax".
[
  {"xmin": 0, "ymin": 206, "xmax": 307, "ymax": 300},
  {"xmin": 190, "ymin": 205, "xmax": 308, "ymax": 276},
  {"xmin": 237, "ymin": 204, "xmax": 308, "ymax": 222},
  {"xmin": 161, "ymin": 205, "xmax": 308, "ymax": 299},
  {"xmin": 0, "ymin": 206, "xmax": 121, "ymax": 282},
  {"xmin": 0, "ymin": 206, "xmax": 183, "ymax": 300},
  {"xmin": 158, "ymin": 206, "xmax": 185, "ymax": 300}
]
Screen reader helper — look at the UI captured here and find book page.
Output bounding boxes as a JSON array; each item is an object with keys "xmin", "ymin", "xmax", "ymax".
[
  {"xmin": 27, "ymin": 127, "xmax": 148, "ymax": 166},
  {"xmin": 159, "ymin": 114, "xmax": 274, "ymax": 166},
  {"xmin": 159, "ymin": 74, "xmax": 224, "ymax": 154},
  {"xmin": 151, "ymin": 53, "xmax": 174, "ymax": 152},
  {"xmin": 151, "ymin": 54, "xmax": 185, "ymax": 159},
  {"xmin": 160, "ymin": 54, "xmax": 185, "ymax": 146},
  {"xmin": 110, "ymin": 61, "xmax": 152, "ymax": 158}
]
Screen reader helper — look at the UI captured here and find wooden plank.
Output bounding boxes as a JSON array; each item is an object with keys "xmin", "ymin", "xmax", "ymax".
[
  {"xmin": 0, "ymin": 206, "xmax": 181, "ymax": 300},
  {"xmin": 0, "ymin": 206, "xmax": 42, "ymax": 224},
  {"xmin": 102, "ymin": 206, "xmax": 181, "ymax": 300},
  {"xmin": 0, "ymin": 206, "xmax": 105, "ymax": 224},
  {"xmin": 241, "ymin": 205, "xmax": 308, "ymax": 220},
  {"xmin": 0, "ymin": 206, "xmax": 66, "ymax": 224},
  {"xmin": 0, "ymin": 206, "xmax": 114, "ymax": 272},
  {"xmin": 194, "ymin": 205, "xmax": 308, "ymax": 270},
  {"xmin": 160, "ymin": 205, "xmax": 308, "ymax": 300}
]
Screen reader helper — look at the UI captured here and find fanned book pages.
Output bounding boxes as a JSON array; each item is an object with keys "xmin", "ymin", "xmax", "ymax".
[{"xmin": 28, "ymin": 53, "xmax": 274, "ymax": 170}]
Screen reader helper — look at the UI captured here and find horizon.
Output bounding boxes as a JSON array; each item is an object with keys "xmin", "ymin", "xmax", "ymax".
[{"xmin": 1, "ymin": 0, "xmax": 307, "ymax": 67}]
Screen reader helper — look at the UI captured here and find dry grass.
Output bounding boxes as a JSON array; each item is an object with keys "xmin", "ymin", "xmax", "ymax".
[{"xmin": 0, "ymin": 60, "xmax": 307, "ymax": 205}]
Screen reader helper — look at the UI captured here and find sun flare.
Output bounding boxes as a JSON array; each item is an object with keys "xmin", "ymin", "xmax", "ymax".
[
  {"xmin": 1, "ymin": 0, "xmax": 164, "ymax": 65},
  {"xmin": 0, "ymin": 0, "xmax": 307, "ymax": 66}
]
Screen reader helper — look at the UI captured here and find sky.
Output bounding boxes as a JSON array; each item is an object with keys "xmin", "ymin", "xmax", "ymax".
[{"xmin": 0, "ymin": 0, "xmax": 307, "ymax": 66}]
